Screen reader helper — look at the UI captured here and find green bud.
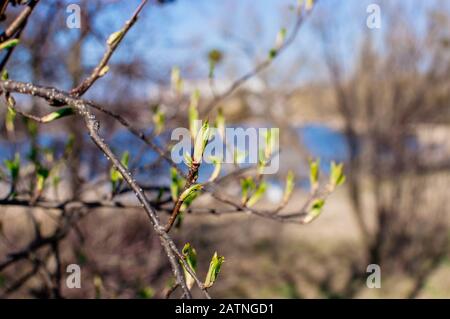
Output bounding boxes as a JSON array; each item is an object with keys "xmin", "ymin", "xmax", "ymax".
[
  {"xmin": 303, "ymin": 198, "xmax": 325, "ymax": 224},
  {"xmin": 246, "ymin": 181, "xmax": 267, "ymax": 207},
  {"xmin": 283, "ymin": 171, "xmax": 295, "ymax": 203},
  {"xmin": 309, "ymin": 158, "xmax": 320, "ymax": 192},
  {"xmin": 41, "ymin": 108, "xmax": 75, "ymax": 123},
  {"xmin": 181, "ymin": 243, "xmax": 198, "ymax": 290},
  {"xmin": 106, "ymin": 30, "xmax": 124, "ymax": 46},
  {"xmin": 0, "ymin": 39, "xmax": 19, "ymax": 51},
  {"xmin": 330, "ymin": 161, "xmax": 346, "ymax": 189},
  {"xmin": 204, "ymin": 252, "xmax": 225, "ymax": 288}
]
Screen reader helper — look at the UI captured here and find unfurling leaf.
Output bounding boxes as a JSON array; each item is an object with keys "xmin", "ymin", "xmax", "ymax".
[
  {"xmin": 171, "ymin": 66, "xmax": 183, "ymax": 94},
  {"xmin": 179, "ymin": 184, "xmax": 203, "ymax": 202},
  {"xmin": 184, "ymin": 152, "xmax": 193, "ymax": 168},
  {"xmin": 189, "ymin": 90, "xmax": 200, "ymax": 140},
  {"xmin": 193, "ymin": 121, "xmax": 210, "ymax": 163},
  {"xmin": 170, "ymin": 168, "xmax": 184, "ymax": 202},
  {"xmin": 241, "ymin": 176, "xmax": 256, "ymax": 204},
  {"xmin": 5, "ymin": 106, "xmax": 16, "ymax": 133},
  {"xmin": 1, "ymin": 69, "xmax": 9, "ymax": 81},
  {"xmin": 0, "ymin": 39, "xmax": 19, "ymax": 51},
  {"xmin": 309, "ymin": 158, "xmax": 320, "ymax": 192},
  {"xmin": 41, "ymin": 108, "xmax": 75, "ymax": 123},
  {"xmin": 181, "ymin": 243, "xmax": 198, "ymax": 289},
  {"xmin": 330, "ymin": 161, "xmax": 346, "ymax": 189},
  {"xmin": 180, "ymin": 189, "xmax": 200, "ymax": 212},
  {"xmin": 264, "ymin": 129, "xmax": 278, "ymax": 160},
  {"xmin": 6, "ymin": 95, "xmax": 15, "ymax": 108},
  {"xmin": 4, "ymin": 153, "xmax": 20, "ymax": 183},
  {"xmin": 110, "ymin": 151, "xmax": 129, "ymax": 190},
  {"xmin": 152, "ymin": 105, "xmax": 165, "ymax": 135},
  {"xmin": 246, "ymin": 181, "xmax": 267, "ymax": 207},
  {"xmin": 283, "ymin": 171, "xmax": 295, "ymax": 203},
  {"xmin": 36, "ymin": 167, "xmax": 49, "ymax": 192},
  {"xmin": 204, "ymin": 252, "xmax": 225, "ymax": 288},
  {"xmin": 303, "ymin": 198, "xmax": 325, "ymax": 224},
  {"xmin": 106, "ymin": 30, "xmax": 124, "ymax": 46},
  {"xmin": 208, "ymin": 157, "xmax": 222, "ymax": 182}
]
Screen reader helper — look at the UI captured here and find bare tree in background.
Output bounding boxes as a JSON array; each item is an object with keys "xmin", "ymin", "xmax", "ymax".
[{"xmin": 0, "ymin": 0, "xmax": 346, "ymax": 299}]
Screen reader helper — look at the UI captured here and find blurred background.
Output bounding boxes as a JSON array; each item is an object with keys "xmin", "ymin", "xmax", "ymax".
[{"xmin": 0, "ymin": 0, "xmax": 449, "ymax": 298}]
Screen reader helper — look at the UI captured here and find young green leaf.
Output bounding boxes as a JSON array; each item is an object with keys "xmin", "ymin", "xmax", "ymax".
[
  {"xmin": 309, "ymin": 158, "xmax": 320, "ymax": 192},
  {"xmin": 106, "ymin": 30, "xmax": 124, "ymax": 46},
  {"xmin": 184, "ymin": 152, "xmax": 193, "ymax": 168},
  {"xmin": 180, "ymin": 189, "xmax": 200, "ymax": 212},
  {"xmin": 0, "ymin": 39, "xmax": 19, "ymax": 51},
  {"xmin": 330, "ymin": 161, "xmax": 346, "ymax": 189},
  {"xmin": 264, "ymin": 129, "xmax": 279, "ymax": 159},
  {"xmin": 179, "ymin": 184, "xmax": 203, "ymax": 202},
  {"xmin": 207, "ymin": 157, "xmax": 222, "ymax": 182},
  {"xmin": 110, "ymin": 151, "xmax": 129, "ymax": 190},
  {"xmin": 171, "ymin": 66, "xmax": 183, "ymax": 94},
  {"xmin": 6, "ymin": 94, "xmax": 15, "ymax": 108},
  {"xmin": 204, "ymin": 252, "xmax": 225, "ymax": 289},
  {"xmin": 241, "ymin": 176, "xmax": 256, "ymax": 204},
  {"xmin": 193, "ymin": 121, "xmax": 210, "ymax": 163},
  {"xmin": 170, "ymin": 168, "xmax": 184, "ymax": 202},
  {"xmin": 247, "ymin": 181, "xmax": 267, "ymax": 207},
  {"xmin": 36, "ymin": 167, "xmax": 49, "ymax": 193},
  {"xmin": 181, "ymin": 243, "xmax": 198, "ymax": 289},
  {"xmin": 1, "ymin": 69, "xmax": 9, "ymax": 81},
  {"xmin": 4, "ymin": 153, "xmax": 20, "ymax": 183},
  {"xmin": 283, "ymin": 171, "xmax": 295, "ymax": 203},
  {"xmin": 5, "ymin": 106, "xmax": 16, "ymax": 133},
  {"xmin": 303, "ymin": 198, "xmax": 325, "ymax": 224},
  {"xmin": 152, "ymin": 105, "xmax": 165, "ymax": 135},
  {"xmin": 41, "ymin": 108, "xmax": 75, "ymax": 123},
  {"xmin": 189, "ymin": 90, "xmax": 200, "ymax": 140}
]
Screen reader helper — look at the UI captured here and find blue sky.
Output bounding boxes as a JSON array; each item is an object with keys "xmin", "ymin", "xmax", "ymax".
[
  {"xmin": 82, "ymin": 0, "xmax": 447, "ymax": 85},
  {"xmin": 10, "ymin": 0, "xmax": 450, "ymax": 91}
]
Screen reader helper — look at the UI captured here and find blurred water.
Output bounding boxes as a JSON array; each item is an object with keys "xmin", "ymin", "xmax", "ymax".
[
  {"xmin": 299, "ymin": 124, "xmax": 350, "ymax": 170},
  {"xmin": 0, "ymin": 124, "xmax": 349, "ymax": 184}
]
